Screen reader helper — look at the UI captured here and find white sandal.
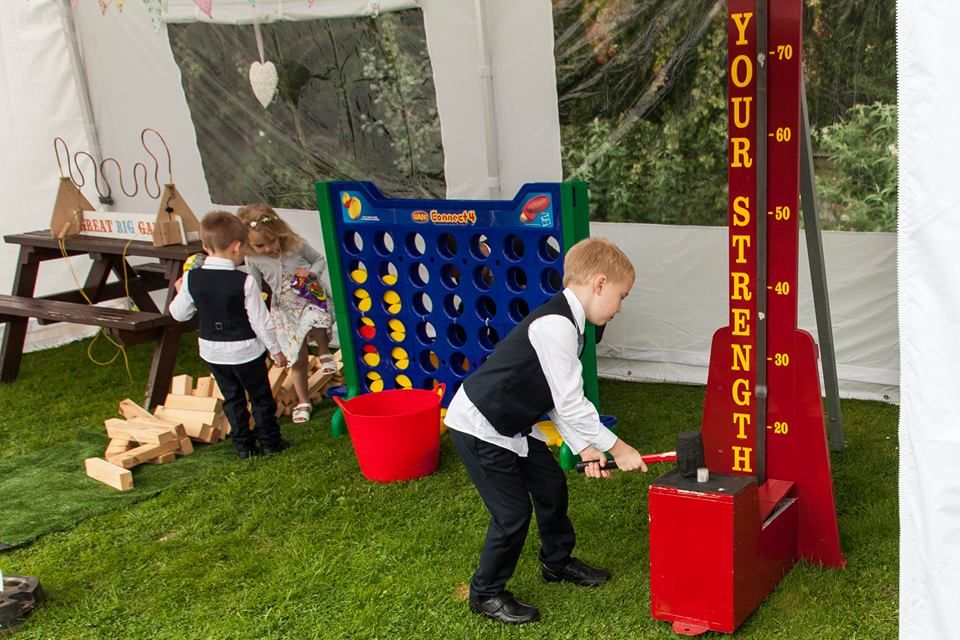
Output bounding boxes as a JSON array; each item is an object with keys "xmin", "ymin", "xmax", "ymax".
[
  {"xmin": 317, "ymin": 354, "xmax": 338, "ymax": 375},
  {"xmin": 292, "ymin": 403, "xmax": 312, "ymax": 423}
]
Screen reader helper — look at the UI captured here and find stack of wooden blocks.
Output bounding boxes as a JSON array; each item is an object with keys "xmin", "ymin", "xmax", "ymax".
[
  {"xmin": 269, "ymin": 352, "xmax": 343, "ymax": 417},
  {"xmin": 83, "ymin": 374, "xmax": 229, "ymax": 491}
]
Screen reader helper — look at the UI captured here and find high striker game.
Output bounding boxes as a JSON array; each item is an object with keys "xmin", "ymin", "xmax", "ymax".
[
  {"xmin": 315, "ymin": 180, "xmax": 601, "ymax": 460},
  {"xmin": 648, "ymin": 0, "xmax": 844, "ymax": 635}
]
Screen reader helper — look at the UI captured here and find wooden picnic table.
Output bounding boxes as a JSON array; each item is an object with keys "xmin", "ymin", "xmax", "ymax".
[{"xmin": 0, "ymin": 230, "xmax": 202, "ymax": 408}]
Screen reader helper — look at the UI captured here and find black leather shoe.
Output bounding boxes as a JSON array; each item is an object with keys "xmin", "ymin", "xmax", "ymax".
[
  {"xmin": 261, "ymin": 439, "xmax": 290, "ymax": 458},
  {"xmin": 542, "ymin": 557, "xmax": 611, "ymax": 586},
  {"xmin": 236, "ymin": 444, "xmax": 259, "ymax": 460},
  {"xmin": 469, "ymin": 591, "xmax": 540, "ymax": 625}
]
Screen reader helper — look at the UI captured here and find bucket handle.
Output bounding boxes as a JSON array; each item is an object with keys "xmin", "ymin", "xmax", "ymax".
[
  {"xmin": 332, "ymin": 395, "xmax": 350, "ymax": 415},
  {"xmin": 433, "ymin": 382, "xmax": 446, "ymax": 401}
]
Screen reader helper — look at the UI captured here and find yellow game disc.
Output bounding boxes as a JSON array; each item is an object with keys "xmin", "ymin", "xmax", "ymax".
[
  {"xmin": 429, "ymin": 351, "xmax": 439, "ymax": 369},
  {"xmin": 382, "ymin": 273, "xmax": 398, "ymax": 285},
  {"xmin": 362, "ymin": 352, "xmax": 381, "ymax": 367},
  {"xmin": 367, "ymin": 371, "xmax": 383, "ymax": 392},
  {"xmin": 341, "ymin": 192, "xmax": 351, "ymax": 206},
  {"xmin": 391, "ymin": 347, "xmax": 409, "ymax": 369},
  {"xmin": 348, "ymin": 198, "xmax": 362, "ymax": 219},
  {"xmin": 350, "ymin": 269, "xmax": 368, "ymax": 284},
  {"xmin": 354, "ymin": 288, "xmax": 371, "ymax": 312},
  {"xmin": 384, "ymin": 290, "xmax": 400, "ymax": 304},
  {"xmin": 395, "ymin": 374, "xmax": 412, "ymax": 389}
]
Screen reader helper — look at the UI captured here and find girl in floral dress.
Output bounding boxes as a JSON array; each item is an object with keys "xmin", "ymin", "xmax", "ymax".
[{"xmin": 238, "ymin": 203, "xmax": 337, "ymax": 423}]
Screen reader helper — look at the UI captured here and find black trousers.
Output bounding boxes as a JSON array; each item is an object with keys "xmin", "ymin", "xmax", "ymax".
[
  {"xmin": 449, "ymin": 429, "xmax": 575, "ymax": 600},
  {"xmin": 207, "ymin": 353, "xmax": 281, "ymax": 452}
]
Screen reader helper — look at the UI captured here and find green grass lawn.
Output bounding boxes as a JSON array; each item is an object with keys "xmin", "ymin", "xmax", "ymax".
[{"xmin": 0, "ymin": 336, "xmax": 898, "ymax": 639}]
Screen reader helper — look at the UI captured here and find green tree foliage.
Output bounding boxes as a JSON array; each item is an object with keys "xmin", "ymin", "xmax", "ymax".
[{"xmin": 554, "ymin": 0, "xmax": 897, "ymax": 230}]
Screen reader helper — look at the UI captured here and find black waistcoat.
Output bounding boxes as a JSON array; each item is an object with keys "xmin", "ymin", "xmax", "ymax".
[
  {"xmin": 186, "ymin": 268, "xmax": 257, "ymax": 342},
  {"xmin": 463, "ymin": 292, "xmax": 583, "ymax": 437}
]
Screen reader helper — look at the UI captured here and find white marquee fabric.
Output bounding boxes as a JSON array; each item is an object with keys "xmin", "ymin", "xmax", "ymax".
[{"xmin": 898, "ymin": 3, "xmax": 960, "ymax": 637}]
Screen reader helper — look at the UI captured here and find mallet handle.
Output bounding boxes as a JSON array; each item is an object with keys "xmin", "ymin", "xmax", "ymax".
[{"xmin": 574, "ymin": 451, "xmax": 677, "ymax": 473}]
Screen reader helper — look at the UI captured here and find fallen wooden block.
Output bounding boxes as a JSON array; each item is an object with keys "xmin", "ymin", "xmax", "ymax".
[
  {"xmin": 163, "ymin": 394, "xmax": 223, "ymax": 413},
  {"xmin": 107, "ymin": 440, "xmax": 180, "ymax": 469},
  {"xmin": 105, "ymin": 439, "xmax": 135, "ymax": 458},
  {"xmin": 103, "ymin": 418, "xmax": 177, "ymax": 445},
  {"xmin": 147, "ymin": 452, "xmax": 177, "ymax": 465},
  {"xmin": 170, "ymin": 374, "xmax": 193, "ymax": 396},
  {"xmin": 154, "ymin": 407, "xmax": 216, "ymax": 442},
  {"xmin": 194, "ymin": 376, "xmax": 214, "ymax": 397},
  {"xmin": 176, "ymin": 437, "xmax": 194, "ymax": 456},
  {"xmin": 85, "ymin": 457, "xmax": 133, "ymax": 491}
]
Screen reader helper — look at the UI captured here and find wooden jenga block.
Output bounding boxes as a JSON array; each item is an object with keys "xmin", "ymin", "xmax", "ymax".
[
  {"xmin": 269, "ymin": 366, "xmax": 287, "ymax": 395},
  {"xmin": 163, "ymin": 394, "xmax": 223, "ymax": 413},
  {"xmin": 307, "ymin": 369, "xmax": 334, "ymax": 396},
  {"xmin": 154, "ymin": 407, "xmax": 216, "ymax": 442},
  {"xmin": 194, "ymin": 376, "xmax": 214, "ymax": 397},
  {"xmin": 85, "ymin": 457, "xmax": 133, "ymax": 491},
  {"xmin": 103, "ymin": 418, "xmax": 177, "ymax": 444},
  {"xmin": 147, "ymin": 452, "xmax": 177, "ymax": 464},
  {"xmin": 119, "ymin": 400, "xmax": 183, "ymax": 431},
  {"xmin": 176, "ymin": 437, "xmax": 194, "ymax": 456},
  {"xmin": 281, "ymin": 371, "xmax": 297, "ymax": 394},
  {"xmin": 211, "ymin": 379, "xmax": 224, "ymax": 400},
  {"xmin": 170, "ymin": 374, "xmax": 193, "ymax": 396},
  {"xmin": 105, "ymin": 439, "xmax": 135, "ymax": 458},
  {"xmin": 108, "ymin": 440, "xmax": 180, "ymax": 469}
]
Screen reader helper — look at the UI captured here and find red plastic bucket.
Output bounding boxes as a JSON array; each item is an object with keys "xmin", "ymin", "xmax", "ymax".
[{"xmin": 333, "ymin": 384, "xmax": 445, "ymax": 482}]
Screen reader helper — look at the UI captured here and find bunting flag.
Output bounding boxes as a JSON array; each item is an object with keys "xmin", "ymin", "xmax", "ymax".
[
  {"xmin": 143, "ymin": 0, "xmax": 163, "ymax": 32},
  {"xmin": 308, "ymin": 0, "xmax": 315, "ymax": 6},
  {"xmin": 193, "ymin": 0, "xmax": 212, "ymax": 18},
  {"xmin": 98, "ymin": 0, "xmax": 111, "ymax": 14},
  {"xmin": 116, "ymin": 0, "xmax": 126, "ymax": 10},
  {"xmin": 71, "ymin": 0, "xmax": 78, "ymax": 9},
  {"xmin": 248, "ymin": 0, "xmax": 257, "ymax": 6}
]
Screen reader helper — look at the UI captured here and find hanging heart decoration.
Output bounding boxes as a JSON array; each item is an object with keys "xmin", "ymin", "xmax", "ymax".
[{"xmin": 249, "ymin": 60, "xmax": 278, "ymax": 108}]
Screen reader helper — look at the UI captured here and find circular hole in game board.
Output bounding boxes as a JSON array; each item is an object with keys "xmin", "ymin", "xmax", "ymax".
[
  {"xmin": 365, "ymin": 370, "xmax": 383, "ymax": 393},
  {"xmin": 541, "ymin": 267, "xmax": 562, "ymax": 294},
  {"xmin": 504, "ymin": 235, "xmax": 524, "ymax": 261},
  {"xmin": 451, "ymin": 352, "xmax": 471, "ymax": 376},
  {"xmin": 413, "ymin": 292, "xmax": 433, "ymax": 315},
  {"xmin": 379, "ymin": 261, "xmax": 399, "ymax": 286},
  {"xmin": 474, "ymin": 265, "xmax": 494, "ymax": 290},
  {"xmin": 409, "ymin": 262, "xmax": 429, "ymax": 287},
  {"xmin": 344, "ymin": 231, "xmax": 364, "ymax": 255},
  {"xmin": 360, "ymin": 344, "xmax": 380, "ymax": 367},
  {"xmin": 447, "ymin": 324, "xmax": 467, "ymax": 347},
  {"xmin": 420, "ymin": 350, "xmax": 439, "ymax": 373},
  {"xmin": 406, "ymin": 232, "xmax": 426, "ymax": 258},
  {"xmin": 470, "ymin": 234, "xmax": 492, "ymax": 260},
  {"xmin": 357, "ymin": 317, "xmax": 376, "ymax": 340},
  {"xmin": 353, "ymin": 288, "xmax": 372, "ymax": 313},
  {"xmin": 382, "ymin": 290, "xmax": 402, "ymax": 315},
  {"xmin": 416, "ymin": 321, "xmax": 437, "ymax": 345},
  {"xmin": 506, "ymin": 267, "xmax": 527, "ymax": 292},
  {"xmin": 441, "ymin": 264, "xmax": 461, "ymax": 289},
  {"xmin": 348, "ymin": 260, "xmax": 368, "ymax": 284},
  {"xmin": 479, "ymin": 326, "xmax": 500, "ymax": 350},
  {"xmin": 444, "ymin": 293, "xmax": 464, "ymax": 318},
  {"xmin": 390, "ymin": 346, "xmax": 410, "ymax": 370},
  {"xmin": 508, "ymin": 298, "xmax": 530, "ymax": 322},
  {"xmin": 476, "ymin": 296, "xmax": 496, "ymax": 320},
  {"xmin": 438, "ymin": 233, "xmax": 458, "ymax": 258},
  {"xmin": 539, "ymin": 236, "xmax": 561, "ymax": 262},
  {"xmin": 374, "ymin": 231, "xmax": 395, "ymax": 256}
]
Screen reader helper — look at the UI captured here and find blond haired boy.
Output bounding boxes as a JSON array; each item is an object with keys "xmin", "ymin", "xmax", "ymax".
[
  {"xmin": 445, "ymin": 236, "xmax": 648, "ymax": 625},
  {"xmin": 170, "ymin": 211, "xmax": 289, "ymax": 459}
]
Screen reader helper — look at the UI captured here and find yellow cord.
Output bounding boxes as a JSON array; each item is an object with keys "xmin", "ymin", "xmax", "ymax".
[{"xmin": 58, "ymin": 238, "xmax": 134, "ymax": 383}]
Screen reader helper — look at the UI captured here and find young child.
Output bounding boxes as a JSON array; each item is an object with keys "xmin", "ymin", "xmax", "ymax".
[
  {"xmin": 236, "ymin": 203, "xmax": 337, "ymax": 424},
  {"xmin": 445, "ymin": 237, "xmax": 648, "ymax": 625},
  {"xmin": 170, "ymin": 211, "xmax": 289, "ymax": 459}
]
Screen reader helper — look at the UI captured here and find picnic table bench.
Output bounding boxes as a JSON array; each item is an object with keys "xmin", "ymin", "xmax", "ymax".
[{"xmin": 0, "ymin": 230, "xmax": 202, "ymax": 408}]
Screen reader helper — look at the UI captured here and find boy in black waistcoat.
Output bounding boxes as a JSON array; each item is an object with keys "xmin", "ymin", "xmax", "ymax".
[
  {"xmin": 445, "ymin": 237, "xmax": 648, "ymax": 625},
  {"xmin": 170, "ymin": 211, "xmax": 289, "ymax": 459}
]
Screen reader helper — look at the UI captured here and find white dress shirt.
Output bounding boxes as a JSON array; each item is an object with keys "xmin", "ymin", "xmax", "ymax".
[
  {"xmin": 169, "ymin": 256, "xmax": 281, "ymax": 365},
  {"xmin": 445, "ymin": 288, "xmax": 618, "ymax": 457}
]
